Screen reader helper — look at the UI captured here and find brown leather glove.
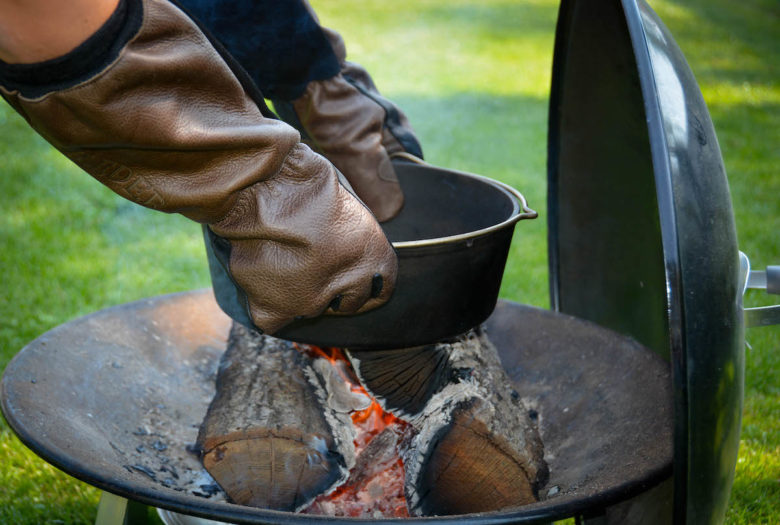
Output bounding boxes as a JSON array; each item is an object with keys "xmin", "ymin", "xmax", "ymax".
[
  {"xmin": 273, "ymin": 21, "xmax": 423, "ymax": 222},
  {"xmin": 0, "ymin": 0, "xmax": 397, "ymax": 334}
]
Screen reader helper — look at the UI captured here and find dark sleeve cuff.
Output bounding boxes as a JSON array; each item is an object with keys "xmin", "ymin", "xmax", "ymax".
[{"xmin": 0, "ymin": 0, "xmax": 142, "ymax": 99}]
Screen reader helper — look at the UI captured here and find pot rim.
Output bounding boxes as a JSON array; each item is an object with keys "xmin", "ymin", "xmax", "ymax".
[{"xmin": 390, "ymin": 153, "xmax": 538, "ymax": 249}]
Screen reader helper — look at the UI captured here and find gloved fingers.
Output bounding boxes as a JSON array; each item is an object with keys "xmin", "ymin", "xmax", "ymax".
[
  {"xmin": 353, "ymin": 273, "xmax": 395, "ymax": 314},
  {"xmin": 243, "ymin": 267, "xmax": 396, "ymax": 334},
  {"xmin": 246, "ymin": 305, "xmax": 296, "ymax": 337},
  {"xmin": 314, "ymin": 218, "xmax": 398, "ymax": 317},
  {"xmin": 291, "ymin": 74, "xmax": 404, "ymax": 221},
  {"xmin": 348, "ymin": 146, "xmax": 403, "ymax": 223},
  {"xmin": 219, "ymin": 171, "xmax": 398, "ymax": 335},
  {"xmin": 322, "ymin": 260, "xmax": 396, "ymax": 317}
]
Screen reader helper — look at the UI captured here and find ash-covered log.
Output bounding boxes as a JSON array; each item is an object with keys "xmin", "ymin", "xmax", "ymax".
[
  {"xmin": 349, "ymin": 327, "xmax": 548, "ymax": 516},
  {"xmin": 196, "ymin": 322, "xmax": 357, "ymax": 511}
]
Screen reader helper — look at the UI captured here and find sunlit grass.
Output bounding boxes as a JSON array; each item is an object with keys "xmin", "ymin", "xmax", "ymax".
[
  {"xmin": 0, "ymin": 425, "xmax": 100, "ymax": 524},
  {"xmin": 314, "ymin": 0, "xmax": 557, "ymax": 97},
  {"xmin": 1, "ymin": 0, "xmax": 777, "ymax": 523}
]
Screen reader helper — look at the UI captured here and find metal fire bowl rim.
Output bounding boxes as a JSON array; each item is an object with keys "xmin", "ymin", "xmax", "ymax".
[{"xmin": 0, "ymin": 290, "xmax": 673, "ymax": 524}]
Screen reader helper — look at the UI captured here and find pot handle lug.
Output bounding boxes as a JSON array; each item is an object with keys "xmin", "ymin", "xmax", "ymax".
[{"xmin": 741, "ymin": 252, "xmax": 780, "ymax": 328}]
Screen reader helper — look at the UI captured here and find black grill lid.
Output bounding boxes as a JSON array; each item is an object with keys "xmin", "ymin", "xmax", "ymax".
[{"xmin": 547, "ymin": 1, "xmax": 743, "ymax": 523}]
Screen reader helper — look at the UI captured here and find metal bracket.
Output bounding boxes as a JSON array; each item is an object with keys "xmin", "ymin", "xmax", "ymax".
[{"xmin": 741, "ymin": 253, "xmax": 780, "ymax": 328}]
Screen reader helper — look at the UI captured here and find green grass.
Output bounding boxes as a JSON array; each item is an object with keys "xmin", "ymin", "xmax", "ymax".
[{"xmin": 0, "ymin": 0, "xmax": 777, "ymax": 523}]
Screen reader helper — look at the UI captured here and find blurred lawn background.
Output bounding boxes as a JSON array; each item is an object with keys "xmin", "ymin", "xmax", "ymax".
[{"xmin": 0, "ymin": 0, "xmax": 776, "ymax": 523}]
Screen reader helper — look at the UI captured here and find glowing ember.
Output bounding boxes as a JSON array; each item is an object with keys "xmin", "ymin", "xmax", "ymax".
[
  {"xmin": 305, "ymin": 457, "xmax": 408, "ymax": 518},
  {"xmin": 298, "ymin": 346, "xmax": 411, "ymax": 518}
]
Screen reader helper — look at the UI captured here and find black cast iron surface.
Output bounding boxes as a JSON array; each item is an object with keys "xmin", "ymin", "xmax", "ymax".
[
  {"xmin": 1, "ymin": 290, "xmax": 672, "ymax": 523},
  {"xmin": 547, "ymin": 1, "xmax": 743, "ymax": 523}
]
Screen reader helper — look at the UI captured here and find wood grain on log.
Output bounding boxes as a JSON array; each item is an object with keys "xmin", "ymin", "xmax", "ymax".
[
  {"xmin": 349, "ymin": 327, "xmax": 548, "ymax": 516},
  {"xmin": 343, "ymin": 343, "xmax": 453, "ymax": 418},
  {"xmin": 196, "ymin": 322, "xmax": 356, "ymax": 511}
]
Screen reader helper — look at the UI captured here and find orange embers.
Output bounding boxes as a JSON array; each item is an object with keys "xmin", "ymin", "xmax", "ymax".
[
  {"xmin": 308, "ymin": 457, "xmax": 408, "ymax": 518},
  {"xmin": 299, "ymin": 346, "xmax": 411, "ymax": 518},
  {"xmin": 352, "ymin": 397, "xmax": 400, "ymax": 448}
]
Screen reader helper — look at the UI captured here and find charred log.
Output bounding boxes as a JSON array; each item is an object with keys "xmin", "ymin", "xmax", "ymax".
[
  {"xmin": 343, "ymin": 344, "xmax": 453, "ymax": 418},
  {"xmin": 196, "ymin": 322, "xmax": 356, "ymax": 511},
  {"xmin": 349, "ymin": 327, "xmax": 548, "ymax": 516}
]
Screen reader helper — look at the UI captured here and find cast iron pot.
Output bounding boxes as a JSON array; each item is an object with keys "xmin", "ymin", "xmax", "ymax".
[{"xmin": 205, "ymin": 157, "xmax": 537, "ymax": 350}]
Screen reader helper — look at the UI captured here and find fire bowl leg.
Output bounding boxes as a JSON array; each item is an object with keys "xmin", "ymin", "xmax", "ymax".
[{"xmin": 95, "ymin": 492, "xmax": 150, "ymax": 525}]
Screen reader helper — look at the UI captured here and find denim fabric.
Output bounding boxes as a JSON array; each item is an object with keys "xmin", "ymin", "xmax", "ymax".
[{"xmin": 177, "ymin": 0, "xmax": 340, "ymax": 100}]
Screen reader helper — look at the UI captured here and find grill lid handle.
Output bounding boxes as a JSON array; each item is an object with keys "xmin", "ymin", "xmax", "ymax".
[
  {"xmin": 742, "ymin": 254, "xmax": 780, "ymax": 327},
  {"xmin": 747, "ymin": 265, "xmax": 780, "ymax": 295}
]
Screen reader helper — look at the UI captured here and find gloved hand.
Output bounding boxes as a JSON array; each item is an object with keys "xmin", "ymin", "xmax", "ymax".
[
  {"xmin": 0, "ymin": 0, "xmax": 397, "ymax": 334},
  {"xmin": 272, "ymin": 22, "xmax": 423, "ymax": 222}
]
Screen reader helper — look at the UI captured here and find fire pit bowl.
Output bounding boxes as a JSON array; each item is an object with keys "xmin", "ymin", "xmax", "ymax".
[
  {"xmin": 207, "ymin": 158, "xmax": 538, "ymax": 350},
  {"xmin": 1, "ymin": 290, "xmax": 672, "ymax": 523}
]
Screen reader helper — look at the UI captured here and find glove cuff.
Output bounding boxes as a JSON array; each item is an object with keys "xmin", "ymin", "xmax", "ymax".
[{"xmin": 0, "ymin": 0, "xmax": 141, "ymax": 99}]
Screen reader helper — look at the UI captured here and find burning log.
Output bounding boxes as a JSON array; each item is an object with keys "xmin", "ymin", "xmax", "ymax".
[
  {"xmin": 198, "ymin": 321, "xmax": 546, "ymax": 517},
  {"xmin": 348, "ymin": 327, "xmax": 548, "ymax": 516},
  {"xmin": 196, "ymin": 322, "xmax": 358, "ymax": 511}
]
